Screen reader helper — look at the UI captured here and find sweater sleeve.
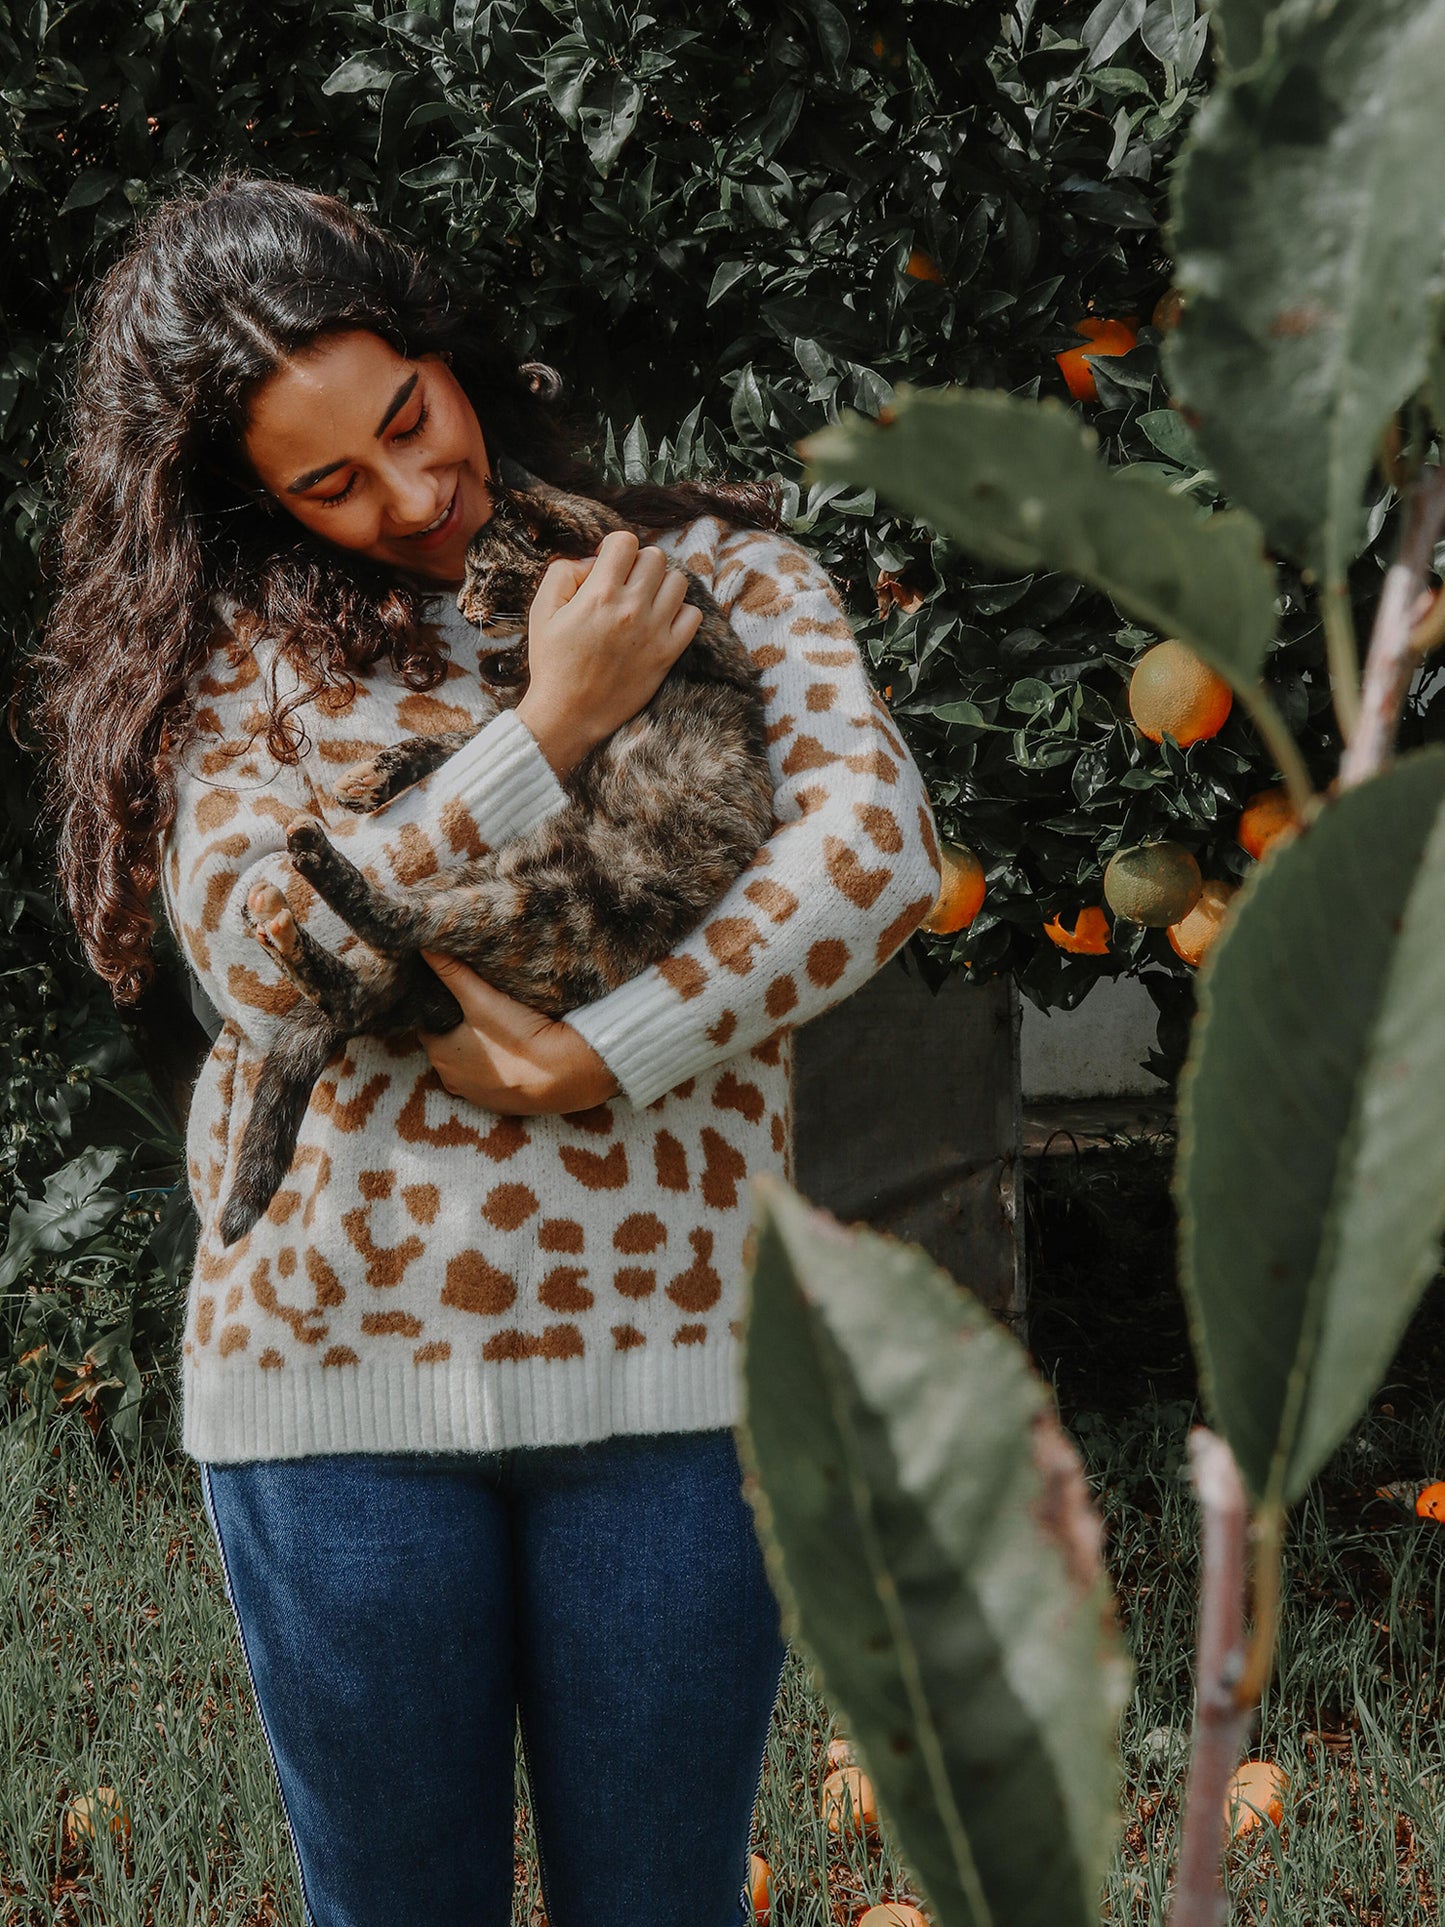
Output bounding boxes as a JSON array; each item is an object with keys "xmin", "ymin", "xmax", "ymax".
[
  {"xmin": 159, "ymin": 641, "xmax": 568, "ymax": 1054},
  {"xmin": 565, "ymin": 529, "xmax": 943, "ymax": 1110}
]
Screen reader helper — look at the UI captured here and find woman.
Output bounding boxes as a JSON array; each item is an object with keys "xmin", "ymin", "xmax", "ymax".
[{"xmin": 37, "ymin": 176, "xmax": 942, "ymax": 1927}]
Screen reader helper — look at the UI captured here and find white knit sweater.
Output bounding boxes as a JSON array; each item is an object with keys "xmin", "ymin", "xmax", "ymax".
[{"xmin": 160, "ymin": 516, "xmax": 942, "ymax": 1462}]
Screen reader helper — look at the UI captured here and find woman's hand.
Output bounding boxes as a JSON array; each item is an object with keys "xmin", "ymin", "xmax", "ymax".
[
  {"xmin": 417, "ymin": 950, "xmax": 621, "ymax": 1115},
  {"xmin": 514, "ymin": 529, "xmax": 703, "ymax": 778}
]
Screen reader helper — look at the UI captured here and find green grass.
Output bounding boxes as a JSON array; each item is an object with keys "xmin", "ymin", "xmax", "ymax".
[{"xmin": 9, "ymin": 1145, "xmax": 1445, "ymax": 1927}]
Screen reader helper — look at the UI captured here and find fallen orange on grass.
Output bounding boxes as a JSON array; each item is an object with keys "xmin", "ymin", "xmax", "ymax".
[
  {"xmin": 920, "ymin": 843, "xmax": 986, "ymax": 935},
  {"xmin": 1224, "ymin": 1760, "xmax": 1288, "ymax": 1837},
  {"xmin": 749, "ymin": 1852, "xmax": 774, "ymax": 1919},
  {"xmin": 822, "ymin": 1765, "xmax": 879, "ymax": 1837},
  {"xmin": 1237, "ymin": 785, "xmax": 1302, "ymax": 862},
  {"xmin": 1056, "ymin": 317, "xmax": 1138, "ymax": 403},
  {"xmin": 1167, "ymin": 879, "xmax": 1239, "ymax": 969},
  {"xmin": 1043, "ymin": 905, "xmax": 1111, "ymax": 955},
  {"xmin": 64, "ymin": 1785, "xmax": 131, "ymax": 1848},
  {"xmin": 859, "ymin": 1907, "xmax": 930, "ymax": 1926},
  {"xmin": 1416, "ymin": 1482, "xmax": 1445, "ymax": 1521},
  {"xmin": 1128, "ymin": 639, "xmax": 1233, "ymax": 747},
  {"xmin": 827, "ymin": 1735, "xmax": 856, "ymax": 1771}
]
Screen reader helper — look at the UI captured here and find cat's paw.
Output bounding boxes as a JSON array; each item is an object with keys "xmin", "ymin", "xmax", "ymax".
[
  {"xmin": 286, "ymin": 817, "xmax": 331, "ymax": 868},
  {"xmin": 332, "ymin": 753, "xmax": 402, "ymax": 815},
  {"xmin": 247, "ymin": 885, "xmax": 302, "ymax": 966}
]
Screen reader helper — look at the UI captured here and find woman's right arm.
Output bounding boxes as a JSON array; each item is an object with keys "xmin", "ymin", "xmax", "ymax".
[{"xmin": 162, "ymin": 532, "xmax": 698, "ymax": 1051}]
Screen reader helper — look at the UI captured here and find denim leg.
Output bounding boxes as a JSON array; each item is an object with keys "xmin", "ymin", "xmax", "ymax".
[
  {"xmin": 510, "ymin": 1427, "xmax": 789, "ymax": 1927},
  {"xmin": 201, "ymin": 1451, "xmax": 517, "ymax": 1927}
]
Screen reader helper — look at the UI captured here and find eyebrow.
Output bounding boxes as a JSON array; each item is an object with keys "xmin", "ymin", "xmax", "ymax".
[{"xmin": 285, "ymin": 370, "xmax": 422, "ymax": 494}]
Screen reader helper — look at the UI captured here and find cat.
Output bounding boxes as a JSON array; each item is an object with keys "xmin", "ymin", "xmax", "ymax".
[{"xmin": 214, "ymin": 459, "xmax": 775, "ymax": 1246}]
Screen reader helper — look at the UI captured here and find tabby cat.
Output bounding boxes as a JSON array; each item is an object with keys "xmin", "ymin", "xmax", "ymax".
[{"xmin": 215, "ymin": 461, "xmax": 775, "ymax": 1245}]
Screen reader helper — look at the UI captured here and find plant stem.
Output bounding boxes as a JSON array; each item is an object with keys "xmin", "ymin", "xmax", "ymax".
[
  {"xmin": 1321, "ymin": 582, "xmax": 1362, "ymax": 743},
  {"xmin": 1339, "ymin": 464, "xmax": 1445, "ymax": 791},
  {"xmin": 1238, "ymin": 687, "xmax": 1317, "ymax": 821},
  {"xmin": 1167, "ymin": 1429, "xmax": 1253, "ymax": 1927}
]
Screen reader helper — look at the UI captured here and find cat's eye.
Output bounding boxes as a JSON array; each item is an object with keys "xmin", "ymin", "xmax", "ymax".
[{"xmin": 480, "ymin": 646, "xmax": 528, "ymax": 687}]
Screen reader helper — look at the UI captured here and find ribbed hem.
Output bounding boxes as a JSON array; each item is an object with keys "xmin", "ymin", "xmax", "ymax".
[
  {"xmin": 566, "ymin": 964, "xmax": 724, "ymax": 1110},
  {"xmin": 181, "ymin": 1336, "xmax": 744, "ymax": 1463}
]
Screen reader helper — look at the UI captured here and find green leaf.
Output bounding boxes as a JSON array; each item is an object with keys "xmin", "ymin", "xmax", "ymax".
[
  {"xmin": 739, "ymin": 1178, "xmax": 1129, "ymax": 1927},
  {"xmin": 58, "ymin": 169, "xmax": 118, "ymax": 214},
  {"xmin": 1083, "ymin": 0, "xmax": 1147, "ymax": 68},
  {"xmin": 1179, "ymin": 748, "xmax": 1445, "ymax": 1503},
  {"xmin": 0, "ymin": 1146, "xmax": 125, "ymax": 1290},
  {"xmin": 577, "ymin": 71, "xmax": 642, "ymax": 175},
  {"xmin": 801, "ymin": 384, "xmax": 1278, "ymax": 694},
  {"xmin": 1169, "ymin": 0, "xmax": 1445, "ymax": 581},
  {"xmin": 1137, "ymin": 406, "xmax": 1204, "ymax": 468},
  {"xmin": 707, "ymin": 257, "xmax": 753, "ymax": 307},
  {"xmin": 322, "ymin": 50, "xmax": 404, "ymax": 95}
]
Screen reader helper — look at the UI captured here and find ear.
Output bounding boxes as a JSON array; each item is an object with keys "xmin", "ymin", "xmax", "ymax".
[{"xmin": 495, "ymin": 454, "xmax": 538, "ymax": 492}]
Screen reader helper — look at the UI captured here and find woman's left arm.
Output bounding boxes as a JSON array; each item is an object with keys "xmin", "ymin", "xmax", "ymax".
[{"xmin": 559, "ymin": 528, "xmax": 944, "ymax": 1109}]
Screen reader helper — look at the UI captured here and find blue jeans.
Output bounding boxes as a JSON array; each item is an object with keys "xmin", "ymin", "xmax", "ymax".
[{"xmin": 200, "ymin": 1428, "xmax": 789, "ymax": 1927}]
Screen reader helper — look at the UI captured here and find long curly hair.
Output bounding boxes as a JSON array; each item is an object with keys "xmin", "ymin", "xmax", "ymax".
[{"xmin": 34, "ymin": 174, "xmax": 782, "ymax": 1005}]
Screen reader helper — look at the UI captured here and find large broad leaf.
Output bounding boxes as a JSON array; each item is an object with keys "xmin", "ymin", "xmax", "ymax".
[
  {"xmin": 0, "ymin": 1146, "xmax": 125, "ymax": 1291},
  {"xmin": 801, "ymin": 384, "xmax": 1278, "ymax": 692},
  {"xmin": 1179, "ymin": 748, "xmax": 1445, "ymax": 1504},
  {"xmin": 738, "ymin": 1177, "xmax": 1130, "ymax": 1927},
  {"xmin": 1169, "ymin": 0, "xmax": 1445, "ymax": 581}
]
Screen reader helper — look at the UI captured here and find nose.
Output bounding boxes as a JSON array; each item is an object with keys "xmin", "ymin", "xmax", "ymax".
[{"xmin": 381, "ymin": 458, "xmax": 447, "ymax": 534}]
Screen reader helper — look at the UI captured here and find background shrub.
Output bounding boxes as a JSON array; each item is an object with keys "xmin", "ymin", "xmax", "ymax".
[{"xmin": 2, "ymin": 0, "xmax": 1434, "ymax": 1446}]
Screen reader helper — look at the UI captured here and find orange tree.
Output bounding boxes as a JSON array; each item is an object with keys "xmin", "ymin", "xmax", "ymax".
[{"xmin": 0, "ymin": 0, "xmax": 1428, "ymax": 1447}]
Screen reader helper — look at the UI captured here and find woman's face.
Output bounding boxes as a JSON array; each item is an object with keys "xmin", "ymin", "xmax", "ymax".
[{"xmin": 241, "ymin": 328, "xmax": 492, "ymax": 586}]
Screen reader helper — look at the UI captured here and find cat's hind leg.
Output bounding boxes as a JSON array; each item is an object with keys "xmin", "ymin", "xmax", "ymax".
[
  {"xmin": 247, "ymin": 882, "xmax": 382, "ymax": 1030},
  {"xmin": 332, "ymin": 731, "xmax": 476, "ymax": 814},
  {"xmin": 285, "ymin": 821, "xmax": 419, "ymax": 953}
]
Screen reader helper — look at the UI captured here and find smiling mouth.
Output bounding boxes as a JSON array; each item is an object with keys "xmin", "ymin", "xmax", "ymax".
[{"xmin": 408, "ymin": 487, "xmax": 458, "ymax": 540}]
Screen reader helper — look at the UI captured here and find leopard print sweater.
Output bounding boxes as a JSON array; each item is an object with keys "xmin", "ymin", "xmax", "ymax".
[{"xmin": 160, "ymin": 517, "xmax": 943, "ymax": 1462}]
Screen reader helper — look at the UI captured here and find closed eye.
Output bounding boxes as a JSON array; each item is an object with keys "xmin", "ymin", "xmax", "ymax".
[{"xmin": 312, "ymin": 399, "xmax": 432, "ymax": 509}]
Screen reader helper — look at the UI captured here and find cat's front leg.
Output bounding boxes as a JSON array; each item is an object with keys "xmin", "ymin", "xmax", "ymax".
[
  {"xmin": 332, "ymin": 731, "xmax": 476, "ymax": 814},
  {"xmin": 286, "ymin": 820, "xmax": 417, "ymax": 953}
]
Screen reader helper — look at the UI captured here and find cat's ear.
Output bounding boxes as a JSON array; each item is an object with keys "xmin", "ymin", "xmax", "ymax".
[{"xmin": 495, "ymin": 454, "xmax": 539, "ymax": 493}]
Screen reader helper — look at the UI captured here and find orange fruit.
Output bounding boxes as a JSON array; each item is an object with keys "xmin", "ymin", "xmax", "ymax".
[
  {"xmin": 1152, "ymin": 287, "xmax": 1185, "ymax": 335},
  {"xmin": 905, "ymin": 248, "xmax": 943, "ymax": 283},
  {"xmin": 1224, "ymin": 1760, "xmax": 1288, "ymax": 1837},
  {"xmin": 1043, "ymin": 905, "xmax": 1110, "ymax": 955},
  {"xmin": 64, "ymin": 1785, "xmax": 131, "ymax": 1847},
  {"xmin": 1055, "ymin": 317, "xmax": 1138, "ymax": 402},
  {"xmin": 827, "ymin": 1735, "xmax": 856, "ymax": 1771},
  {"xmin": 822, "ymin": 1765, "xmax": 879, "ymax": 1837},
  {"xmin": 1237, "ymin": 786, "xmax": 1302, "ymax": 862},
  {"xmin": 749, "ymin": 1851, "xmax": 774, "ymax": 1919},
  {"xmin": 1104, "ymin": 843, "xmax": 1203, "ymax": 928},
  {"xmin": 859, "ymin": 1908, "xmax": 930, "ymax": 1926},
  {"xmin": 1128, "ymin": 640, "xmax": 1233, "ymax": 746},
  {"xmin": 1415, "ymin": 1482, "xmax": 1445, "ymax": 1521},
  {"xmin": 1167, "ymin": 879, "xmax": 1239, "ymax": 968},
  {"xmin": 921, "ymin": 843, "xmax": 985, "ymax": 934}
]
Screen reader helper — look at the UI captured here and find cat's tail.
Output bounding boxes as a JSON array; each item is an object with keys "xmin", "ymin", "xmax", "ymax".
[{"xmin": 217, "ymin": 1007, "xmax": 343, "ymax": 1247}]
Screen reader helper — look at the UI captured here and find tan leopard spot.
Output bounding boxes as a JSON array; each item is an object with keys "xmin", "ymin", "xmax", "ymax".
[
  {"xmin": 706, "ymin": 1010, "xmax": 737, "ymax": 1048},
  {"xmin": 259, "ymin": 1348, "xmax": 286, "ymax": 1369},
  {"xmin": 750, "ymin": 642, "xmax": 786, "ymax": 669},
  {"xmin": 195, "ymin": 1297, "xmax": 215, "ymax": 1347},
  {"xmin": 658, "ymin": 954, "xmax": 707, "ymax": 1000},
  {"xmin": 765, "ymin": 975, "xmax": 798, "ymax": 1019},
  {"xmin": 483, "ymin": 1325, "xmax": 584, "ymax": 1362},
  {"xmin": 674, "ymin": 1324, "xmax": 708, "ymax": 1346},
  {"xmin": 342, "ymin": 1209, "xmax": 425, "ymax": 1290},
  {"xmin": 321, "ymin": 1346, "xmax": 360, "ymax": 1367},
  {"xmin": 751, "ymin": 1032, "xmax": 785, "ymax": 1066},
  {"xmin": 540, "ymin": 1266, "xmax": 594, "ymax": 1312},
  {"xmin": 771, "ymin": 1113, "xmax": 786, "ymax": 1153},
  {"xmin": 402, "ymin": 1183, "xmax": 441, "ymax": 1225},
  {"xmin": 744, "ymin": 878, "xmax": 798, "ymax": 922},
  {"xmin": 539, "ymin": 1218, "xmax": 586, "ymax": 1253},
  {"xmin": 482, "ymin": 1183, "xmax": 539, "ymax": 1230},
  {"xmin": 729, "ymin": 1320, "xmax": 746, "ymax": 1341},
  {"xmin": 613, "ymin": 1266, "xmax": 656, "ymax": 1299},
  {"xmin": 855, "ymin": 802, "xmax": 904, "ymax": 853},
  {"xmin": 876, "ymin": 893, "xmax": 939, "ymax": 963},
  {"xmin": 918, "ymin": 802, "xmax": 941, "ymax": 870},
  {"xmin": 667, "ymin": 1229, "xmax": 722, "ymax": 1312},
  {"xmin": 842, "ymin": 747, "xmax": 898, "ymax": 783},
  {"xmin": 414, "ymin": 1340, "xmax": 452, "ymax": 1363},
  {"xmin": 361, "ymin": 1309, "xmax": 425, "ymax": 1337},
  {"xmin": 794, "ymin": 785, "xmax": 829, "ymax": 817},
  {"xmin": 359, "ymin": 1169, "xmax": 395, "ymax": 1200},
  {"xmin": 313, "ymin": 1073, "xmax": 391, "ymax": 1133},
  {"xmin": 736, "ymin": 569, "xmax": 788, "ymax": 618},
  {"xmin": 806, "ymin": 682, "xmax": 838, "ymax": 711},
  {"xmin": 439, "ymin": 798, "xmax": 489, "ymax": 859},
  {"xmin": 315, "ymin": 737, "xmax": 387, "ymax": 765},
  {"xmin": 560, "ymin": 1142, "xmax": 629, "ymax": 1190},
  {"xmin": 700, "ymin": 1128, "xmax": 747, "ymax": 1210},
  {"xmin": 305, "ymin": 1248, "xmax": 347, "ymax": 1309},
  {"xmin": 441, "ymin": 1250, "xmax": 516, "ymax": 1316},
  {"xmin": 674, "ymin": 1078, "xmax": 696, "ymax": 1099},
  {"xmin": 397, "ymin": 692, "xmax": 473, "ymax": 734},
  {"xmin": 386, "ymin": 823, "xmax": 440, "ymax": 886},
  {"xmin": 397, "ymin": 1071, "xmax": 530, "ymax": 1157},
  {"xmin": 714, "ymin": 1073, "xmax": 766, "ymax": 1124},
  {"xmin": 807, "ymin": 938, "xmax": 850, "ymax": 986},
  {"xmin": 825, "ymin": 835, "xmax": 891, "ymax": 909},
  {"xmin": 561, "ymin": 1102, "xmax": 615, "ymax": 1135},
  {"xmin": 227, "ymin": 962, "xmax": 300, "ymax": 1018},
  {"xmin": 614, "ymin": 1212, "xmax": 667, "ymax": 1255},
  {"xmin": 277, "ymin": 1247, "xmax": 297, "ymax": 1279},
  {"xmin": 705, "ymin": 917, "xmax": 765, "ymax": 975},
  {"xmin": 764, "ymin": 715, "xmax": 795, "ymax": 744},
  {"xmin": 781, "ymin": 735, "xmax": 837, "ymax": 776},
  {"xmin": 654, "ymin": 1131, "xmax": 689, "ymax": 1191},
  {"xmin": 224, "ymin": 1284, "xmax": 243, "ymax": 1316},
  {"xmin": 196, "ymin": 791, "xmax": 239, "ymax": 832},
  {"xmin": 217, "ymin": 1322, "xmax": 250, "ymax": 1356},
  {"xmin": 613, "ymin": 1325, "xmax": 647, "ymax": 1349}
]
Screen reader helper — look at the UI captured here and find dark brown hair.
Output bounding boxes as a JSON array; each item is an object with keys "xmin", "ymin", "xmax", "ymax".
[{"xmin": 34, "ymin": 174, "xmax": 781, "ymax": 1003}]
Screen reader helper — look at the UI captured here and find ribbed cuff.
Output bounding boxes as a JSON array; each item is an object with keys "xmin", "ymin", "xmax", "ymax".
[{"xmin": 566, "ymin": 965, "xmax": 720, "ymax": 1111}]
